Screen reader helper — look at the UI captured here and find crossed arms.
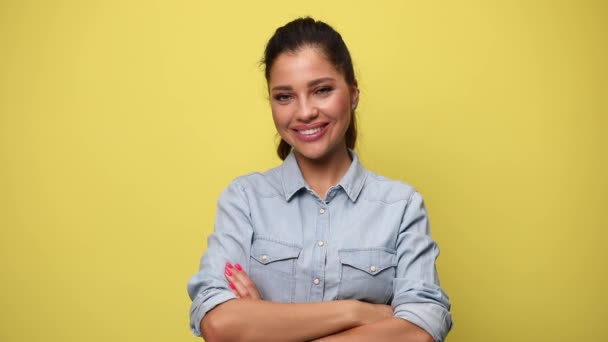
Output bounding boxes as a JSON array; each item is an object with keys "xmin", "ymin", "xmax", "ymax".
[{"xmin": 200, "ymin": 263, "xmax": 434, "ymax": 342}]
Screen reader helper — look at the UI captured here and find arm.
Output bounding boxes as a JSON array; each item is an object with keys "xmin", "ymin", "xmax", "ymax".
[
  {"xmin": 390, "ymin": 191, "xmax": 452, "ymax": 341},
  {"xmin": 312, "ymin": 318, "xmax": 433, "ymax": 342},
  {"xmin": 202, "ymin": 262, "xmax": 393, "ymax": 342},
  {"xmin": 313, "ymin": 191, "xmax": 452, "ymax": 342},
  {"xmin": 187, "ymin": 181, "xmax": 252, "ymax": 336},
  {"xmin": 203, "ymin": 299, "xmax": 389, "ymax": 342}
]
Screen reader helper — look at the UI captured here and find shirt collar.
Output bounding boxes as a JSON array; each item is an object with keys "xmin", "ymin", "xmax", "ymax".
[{"xmin": 281, "ymin": 149, "xmax": 367, "ymax": 202}]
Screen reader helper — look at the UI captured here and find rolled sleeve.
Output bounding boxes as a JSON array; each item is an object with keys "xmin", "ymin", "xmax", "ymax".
[
  {"xmin": 186, "ymin": 180, "xmax": 253, "ymax": 336},
  {"xmin": 188, "ymin": 288, "xmax": 236, "ymax": 336},
  {"xmin": 392, "ymin": 191, "xmax": 452, "ymax": 341}
]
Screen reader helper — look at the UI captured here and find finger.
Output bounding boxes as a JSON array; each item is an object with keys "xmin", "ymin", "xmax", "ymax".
[
  {"xmin": 235, "ymin": 270, "xmax": 260, "ymax": 300},
  {"xmin": 225, "ymin": 263, "xmax": 253, "ymax": 299},
  {"xmin": 233, "ymin": 264, "xmax": 261, "ymax": 300},
  {"xmin": 230, "ymin": 275, "xmax": 252, "ymax": 298},
  {"xmin": 225, "ymin": 262, "xmax": 251, "ymax": 298},
  {"xmin": 228, "ymin": 282, "xmax": 240, "ymax": 298}
]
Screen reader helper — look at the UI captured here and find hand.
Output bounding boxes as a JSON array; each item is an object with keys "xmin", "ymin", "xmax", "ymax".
[{"xmin": 224, "ymin": 262, "xmax": 262, "ymax": 300}]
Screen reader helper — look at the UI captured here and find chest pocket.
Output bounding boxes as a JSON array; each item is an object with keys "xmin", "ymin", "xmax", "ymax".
[
  {"xmin": 337, "ymin": 248, "xmax": 397, "ymax": 304},
  {"xmin": 249, "ymin": 238, "xmax": 301, "ymax": 303}
]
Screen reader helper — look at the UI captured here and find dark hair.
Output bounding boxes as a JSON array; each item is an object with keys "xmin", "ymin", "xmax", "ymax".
[{"xmin": 262, "ymin": 17, "xmax": 358, "ymax": 160}]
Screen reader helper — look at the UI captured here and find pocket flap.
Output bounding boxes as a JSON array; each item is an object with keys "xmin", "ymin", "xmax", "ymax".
[
  {"xmin": 339, "ymin": 248, "xmax": 397, "ymax": 275},
  {"xmin": 251, "ymin": 238, "xmax": 301, "ymax": 265}
]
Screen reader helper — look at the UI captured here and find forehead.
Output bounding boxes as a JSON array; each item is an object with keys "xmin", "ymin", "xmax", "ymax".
[{"xmin": 269, "ymin": 47, "xmax": 343, "ymax": 87}]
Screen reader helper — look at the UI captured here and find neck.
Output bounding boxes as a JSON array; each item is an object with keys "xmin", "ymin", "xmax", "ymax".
[{"xmin": 294, "ymin": 144, "xmax": 352, "ymax": 200}]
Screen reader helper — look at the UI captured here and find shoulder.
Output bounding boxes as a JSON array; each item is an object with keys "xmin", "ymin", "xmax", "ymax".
[
  {"xmin": 359, "ymin": 170, "xmax": 419, "ymax": 204},
  {"xmin": 224, "ymin": 164, "xmax": 284, "ymax": 199}
]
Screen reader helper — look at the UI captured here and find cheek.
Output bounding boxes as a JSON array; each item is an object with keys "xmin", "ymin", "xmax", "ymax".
[
  {"xmin": 320, "ymin": 97, "xmax": 351, "ymax": 121},
  {"xmin": 270, "ymin": 107, "xmax": 288, "ymax": 129}
]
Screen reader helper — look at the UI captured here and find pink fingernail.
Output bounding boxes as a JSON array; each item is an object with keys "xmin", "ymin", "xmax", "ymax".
[
  {"xmin": 226, "ymin": 262, "xmax": 233, "ymax": 269},
  {"xmin": 225, "ymin": 269, "xmax": 233, "ymax": 276},
  {"xmin": 235, "ymin": 263, "xmax": 242, "ymax": 271},
  {"xmin": 229, "ymin": 282, "xmax": 236, "ymax": 290}
]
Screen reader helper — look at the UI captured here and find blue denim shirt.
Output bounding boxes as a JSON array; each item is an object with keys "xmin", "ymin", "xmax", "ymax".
[{"xmin": 187, "ymin": 150, "xmax": 452, "ymax": 341}]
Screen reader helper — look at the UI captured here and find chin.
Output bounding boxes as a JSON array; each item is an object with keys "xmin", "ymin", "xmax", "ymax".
[
  {"xmin": 296, "ymin": 151, "xmax": 327, "ymax": 161},
  {"xmin": 293, "ymin": 144, "xmax": 340, "ymax": 162}
]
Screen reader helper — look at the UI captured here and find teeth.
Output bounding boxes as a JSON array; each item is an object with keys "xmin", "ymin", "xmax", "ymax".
[{"xmin": 300, "ymin": 127, "xmax": 323, "ymax": 135}]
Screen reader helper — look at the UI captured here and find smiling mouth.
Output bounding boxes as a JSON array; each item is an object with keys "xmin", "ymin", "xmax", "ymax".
[
  {"xmin": 292, "ymin": 123, "xmax": 330, "ymax": 142},
  {"xmin": 298, "ymin": 126, "xmax": 325, "ymax": 135},
  {"xmin": 295, "ymin": 123, "xmax": 329, "ymax": 134}
]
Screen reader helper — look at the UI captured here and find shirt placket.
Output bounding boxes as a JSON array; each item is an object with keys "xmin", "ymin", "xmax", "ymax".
[{"xmin": 309, "ymin": 198, "xmax": 329, "ymax": 301}]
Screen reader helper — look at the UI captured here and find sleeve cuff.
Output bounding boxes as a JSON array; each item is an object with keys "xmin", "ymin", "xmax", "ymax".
[
  {"xmin": 393, "ymin": 302, "xmax": 453, "ymax": 342},
  {"xmin": 189, "ymin": 289, "xmax": 237, "ymax": 337}
]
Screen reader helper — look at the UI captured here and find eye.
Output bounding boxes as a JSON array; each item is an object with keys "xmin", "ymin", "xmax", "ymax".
[
  {"xmin": 273, "ymin": 93, "xmax": 293, "ymax": 103},
  {"xmin": 315, "ymin": 86, "xmax": 334, "ymax": 96}
]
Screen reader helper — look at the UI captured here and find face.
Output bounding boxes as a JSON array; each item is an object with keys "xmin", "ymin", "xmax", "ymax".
[{"xmin": 268, "ymin": 46, "xmax": 358, "ymax": 163}]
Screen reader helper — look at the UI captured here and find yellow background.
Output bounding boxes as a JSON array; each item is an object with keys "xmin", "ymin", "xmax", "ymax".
[{"xmin": 1, "ymin": 1, "xmax": 606, "ymax": 341}]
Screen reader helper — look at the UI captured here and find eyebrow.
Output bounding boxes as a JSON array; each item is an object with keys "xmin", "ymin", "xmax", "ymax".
[{"xmin": 271, "ymin": 77, "xmax": 336, "ymax": 91}]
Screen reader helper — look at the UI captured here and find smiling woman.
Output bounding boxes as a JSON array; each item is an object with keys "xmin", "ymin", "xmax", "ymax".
[
  {"xmin": 269, "ymin": 47, "xmax": 357, "ymax": 194},
  {"xmin": 187, "ymin": 17, "xmax": 452, "ymax": 342}
]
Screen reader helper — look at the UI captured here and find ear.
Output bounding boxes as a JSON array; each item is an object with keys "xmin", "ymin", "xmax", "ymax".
[{"xmin": 350, "ymin": 81, "xmax": 359, "ymax": 109}]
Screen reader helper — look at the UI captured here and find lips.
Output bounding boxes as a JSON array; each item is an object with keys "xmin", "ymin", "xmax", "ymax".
[{"xmin": 292, "ymin": 123, "xmax": 329, "ymax": 142}]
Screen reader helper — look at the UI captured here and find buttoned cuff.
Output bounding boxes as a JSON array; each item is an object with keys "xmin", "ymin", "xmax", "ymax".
[
  {"xmin": 394, "ymin": 302, "xmax": 452, "ymax": 342},
  {"xmin": 189, "ymin": 289, "xmax": 237, "ymax": 336}
]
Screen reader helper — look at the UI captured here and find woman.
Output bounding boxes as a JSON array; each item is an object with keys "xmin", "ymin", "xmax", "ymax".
[{"xmin": 187, "ymin": 17, "xmax": 452, "ymax": 342}]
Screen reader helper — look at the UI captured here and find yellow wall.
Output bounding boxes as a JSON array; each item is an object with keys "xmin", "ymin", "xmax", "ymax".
[{"xmin": 1, "ymin": 1, "xmax": 606, "ymax": 341}]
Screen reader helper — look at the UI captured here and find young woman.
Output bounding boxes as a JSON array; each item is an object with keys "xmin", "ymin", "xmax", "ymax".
[{"xmin": 187, "ymin": 17, "xmax": 452, "ymax": 342}]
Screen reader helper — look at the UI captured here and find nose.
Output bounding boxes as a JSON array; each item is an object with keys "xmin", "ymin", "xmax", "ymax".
[{"xmin": 296, "ymin": 98, "xmax": 319, "ymax": 122}]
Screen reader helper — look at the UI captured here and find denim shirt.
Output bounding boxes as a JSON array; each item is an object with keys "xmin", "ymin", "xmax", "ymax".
[{"xmin": 187, "ymin": 150, "xmax": 452, "ymax": 341}]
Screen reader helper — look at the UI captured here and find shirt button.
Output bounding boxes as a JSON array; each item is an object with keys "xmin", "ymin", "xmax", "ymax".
[
  {"xmin": 318, "ymin": 241, "xmax": 324, "ymax": 247},
  {"xmin": 370, "ymin": 265, "xmax": 377, "ymax": 272},
  {"xmin": 261, "ymin": 255, "xmax": 268, "ymax": 262},
  {"xmin": 313, "ymin": 278, "xmax": 321, "ymax": 285},
  {"xmin": 319, "ymin": 208, "xmax": 325, "ymax": 214}
]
